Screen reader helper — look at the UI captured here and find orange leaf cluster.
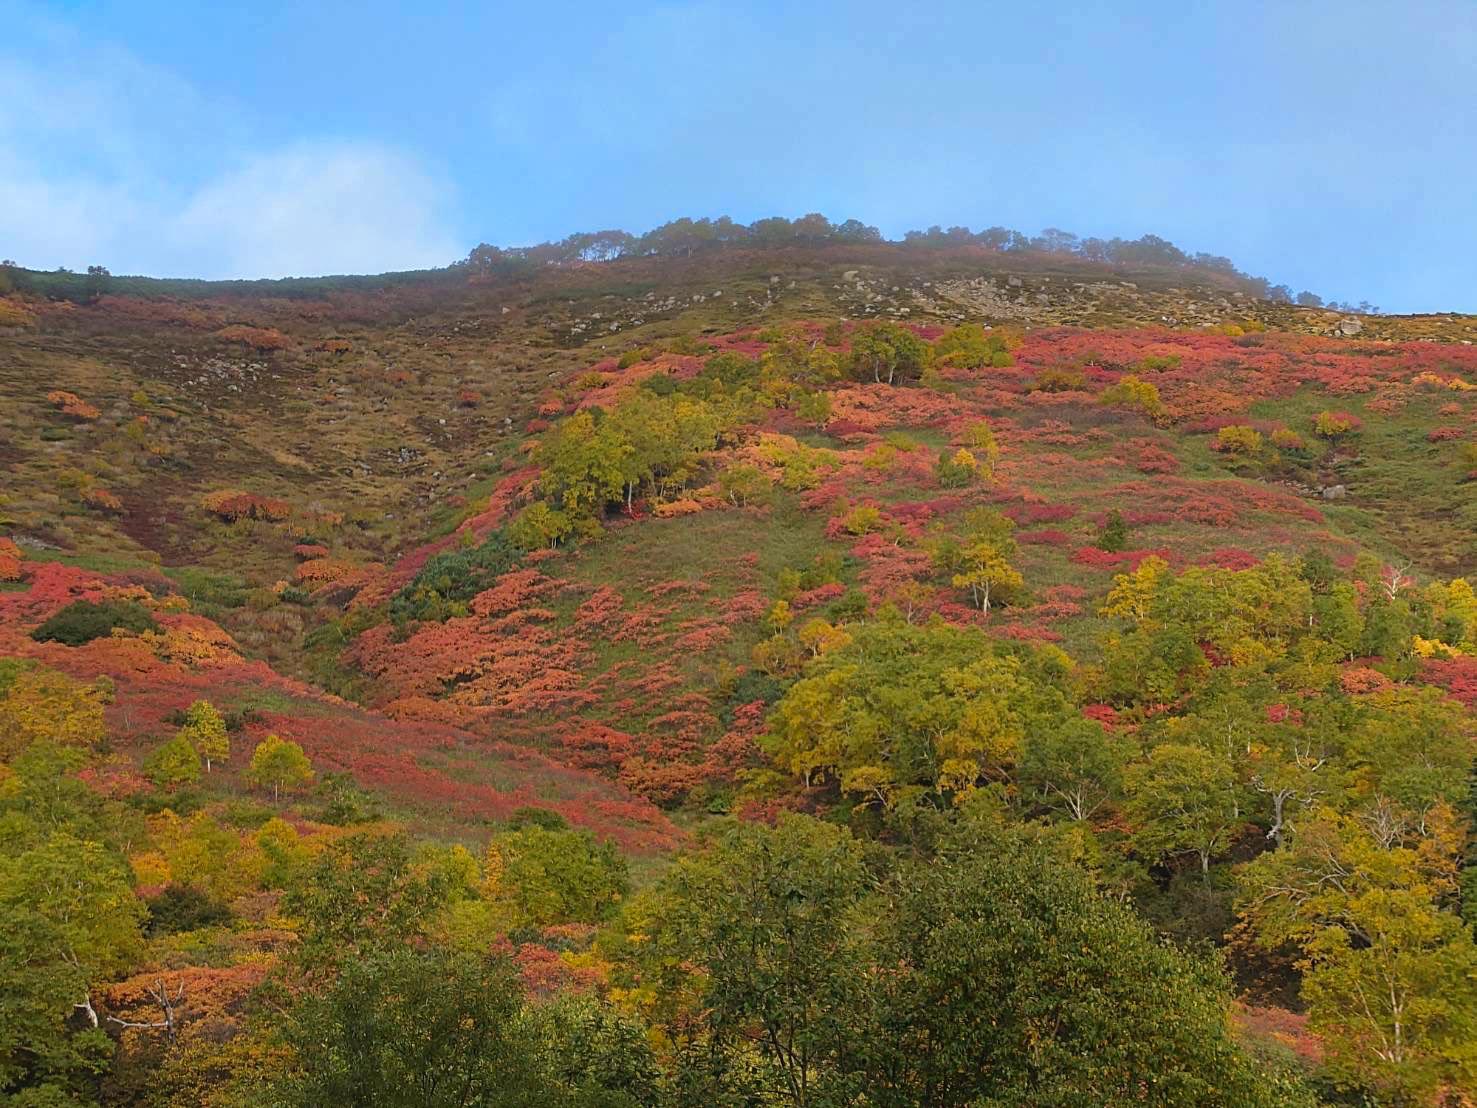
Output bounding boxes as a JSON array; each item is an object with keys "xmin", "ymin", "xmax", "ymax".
[
  {"xmin": 82, "ymin": 486, "xmax": 123, "ymax": 512},
  {"xmin": 0, "ymin": 537, "xmax": 22, "ymax": 582},
  {"xmin": 295, "ymin": 557, "xmax": 358, "ymax": 584},
  {"xmin": 201, "ymin": 490, "xmax": 291, "ymax": 523},
  {"xmin": 213, "ymin": 324, "xmax": 291, "ymax": 351},
  {"xmin": 46, "ymin": 389, "xmax": 101, "ymax": 421}
]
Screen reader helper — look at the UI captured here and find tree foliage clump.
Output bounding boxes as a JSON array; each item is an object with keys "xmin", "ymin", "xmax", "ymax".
[
  {"xmin": 626, "ymin": 813, "xmax": 1311, "ymax": 1107},
  {"xmin": 1099, "ymin": 374, "xmax": 1169, "ymax": 424},
  {"xmin": 765, "ymin": 617, "xmax": 1074, "ymax": 805},
  {"xmin": 532, "ymin": 388, "xmax": 731, "ymax": 533},
  {"xmin": 247, "ymin": 734, "xmax": 314, "ymax": 800},
  {"xmin": 847, "ymin": 322, "xmax": 933, "ymax": 385},
  {"xmin": 933, "ymin": 322, "xmax": 1015, "ymax": 369}
]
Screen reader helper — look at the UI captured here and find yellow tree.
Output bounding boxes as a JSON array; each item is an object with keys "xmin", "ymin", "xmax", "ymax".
[
  {"xmin": 246, "ymin": 735, "xmax": 313, "ymax": 802},
  {"xmin": 938, "ymin": 508, "xmax": 1022, "ymax": 614},
  {"xmin": 179, "ymin": 700, "xmax": 229, "ymax": 773},
  {"xmin": 0, "ymin": 667, "xmax": 106, "ymax": 761}
]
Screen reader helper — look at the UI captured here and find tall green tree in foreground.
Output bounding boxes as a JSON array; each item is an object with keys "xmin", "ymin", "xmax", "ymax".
[
  {"xmin": 272, "ymin": 946, "xmax": 654, "ymax": 1108},
  {"xmin": 629, "ymin": 813, "xmax": 1313, "ymax": 1107}
]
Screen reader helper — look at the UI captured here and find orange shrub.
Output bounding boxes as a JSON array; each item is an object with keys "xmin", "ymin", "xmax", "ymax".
[
  {"xmin": 652, "ymin": 499, "xmax": 706, "ymax": 518},
  {"xmin": 214, "ymin": 324, "xmax": 291, "ymax": 351},
  {"xmin": 0, "ymin": 298, "xmax": 36, "ymax": 327},
  {"xmin": 47, "ymin": 390, "xmax": 100, "ymax": 421},
  {"xmin": 201, "ymin": 490, "xmax": 291, "ymax": 523},
  {"xmin": 0, "ymin": 537, "xmax": 22, "ymax": 581},
  {"xmin": 295, "ymin": 557, "xmax": 357, "ymax": 584},
  {"xmin": 82, "ymin": 487, "xmax": 123, "ymax": 512}
]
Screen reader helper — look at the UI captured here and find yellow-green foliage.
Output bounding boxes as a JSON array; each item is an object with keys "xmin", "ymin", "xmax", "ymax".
[
  {"xmin": 1099, "ymin": 374, "xmax": 1167, "ymax": 423},
  {"xmin": 1215, "ymin": 425, "xmax": 1263, "ymax": 455}
]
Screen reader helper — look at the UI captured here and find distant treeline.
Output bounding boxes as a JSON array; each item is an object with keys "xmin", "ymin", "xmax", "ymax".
[
  {"xmin": 1, "ymin": 214, "xmax": 1370, "ymax": 311},
  {"xmin": 0, "ymin": 259, "xmax": 449, "ymax": 304}
]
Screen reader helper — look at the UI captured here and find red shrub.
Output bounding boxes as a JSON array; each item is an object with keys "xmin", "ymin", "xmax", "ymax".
[
  {"xmin": 1423, "ymin": 656, "xmax": 1477, "ymax": 708},
  {"xmin": 1135, "ymin": 445, "xmax": 1179, "ymax": 474},
  {"xmin": 1017, "ymin": 529, "xmax": 1074, "ymax": 546},
  {"xmin": 557, "ymin": 723, "xmax": 638, "ymax": 770},
  {"xmin": 1003, "ymin": 502, "xmax": 1076, "ymax": 525},
  {"xmin": 1200, "ymin": 547, "xmax": 1259, "ymax": 570},
  {"xmin": 791, "ymin": 582, "xmax": 846, "ymax": 611},
  {"xmin": 1071, "ymin": 547, "xmax": 1171, "ymax": 570}
]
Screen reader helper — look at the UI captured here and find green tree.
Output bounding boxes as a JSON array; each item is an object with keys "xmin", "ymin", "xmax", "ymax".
[
  {"xmin": 0, "ymin": 665, "xmax": 107, "ymax": 761},
  {"xmin": 1097, "ymin": 508, "xmax": 1129, "ymax": 552},
  {"xmin": 1302, "ymin": 891, "xmax": 1477, "ymax": 1103},
  {"xmin": 960, "ymin": 419, "xmax": 1001, "ymax": 477},
  {"xmin": 1019, "ymin": 718, "xmax": 1128, "ymax": 822},
  {"xmin": 636, "ymin": 815, "xmax": 869, "ymax": 1107},
  {"xmin": 272, "ymin": 946, "xmax": 643, "ymax": 1108},
  {"xmin": 537, "ymin": 409, "xmax": 628, "ymax": 516},
  {"xmin": 847, "ymin": 322, "xmax": 932, "ymax": 385},
  {"xmin": 286, "ymin": 834, "xmax": 444, "ymax": 965},
  {"xmin": 765, "ymin": 619, "xmax": 1073, "ymax": 803},
  {"xmin": 1128, "ymin": 742, "xmax": 1243, "ymax": 877},
  {"xmin": 507, "ymin": 501, "xmax": 575, "ymax": 549},
  {"xmin": 1236, "ymin": 809, "xmax": 1477, "ymax": 1103},
  {"xmin": 143, "ymin": 732, "xmax": 201, "ymax": 789},
  {"xmin": 486, "ymin": 824, "xmax": 629, "ymax": 928},
  {"xmin": 934, "ymin": 447, "xmax": 979, "ymax": 488},
  {"xmin": 247, "ymin": 734, "xmax": 313, "ymax": 801},
  {"xmin": 856, "ymin": 821, "xmax": 1312, "ymax": 1107},
  {"xmin": 933, "ymin": 322, "xmax": 1012, "ymax": 369},
  {"xmin": 940, "ymin": 508, "xmax": 1022, "ymax": 612},
  {"xmin": 0, "ymin": 834, "xmax": 145, "ymax": 1099},
  {"xmin": 633, "ymin": 815, "xmax": 1310, "ymax": 1107}
]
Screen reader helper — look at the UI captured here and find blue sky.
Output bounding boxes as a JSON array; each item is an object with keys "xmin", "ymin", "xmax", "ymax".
[{"xmin": 3, "ymin": 1, "xmax": 1474, "ymax": 312}]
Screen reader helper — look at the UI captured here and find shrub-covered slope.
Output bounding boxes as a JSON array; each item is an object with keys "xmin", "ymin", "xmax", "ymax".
[{"xmin": 2, "ymin": 238, "xmax": 1476, "ymax": 1104}]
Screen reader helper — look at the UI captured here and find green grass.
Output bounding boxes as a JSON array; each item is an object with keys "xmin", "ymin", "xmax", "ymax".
[
  {"xmin": 165, "ymin": 565, "xmax": 250, "ymax": 611},
  {"xmin": 1247, "ymin": 389, "xmax": 1476, "ymax": 575}
]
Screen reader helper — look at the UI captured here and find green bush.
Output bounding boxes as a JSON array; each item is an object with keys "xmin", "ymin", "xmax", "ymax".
[
  {"xmin": 504, "ymin": 806, "xmax": 570, "ymax": 832},
  {"xmin": 31, "ymin": 599, "xmax": 160, "ymax": 646},
  {"xmin": 389, "ymin": 528, "xmax": 520, "ymax": 623},
  {"xmin": 318, "ymin": 773, "xmax": 384, "ymax": 826},
  {"xmin": 145, "ymin": 884, "xmax": 234, "ymax": 936},
  {"xmin": 1097, "ymin": 509, "xmax": 1129, "ymax": 552}
]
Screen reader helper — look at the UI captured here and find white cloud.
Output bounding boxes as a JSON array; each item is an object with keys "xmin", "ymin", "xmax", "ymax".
[
  {"xmin": 166, "ymin": 144, "xmax": 462, "ymax": 279},
  {"xmin": 0, "ymin": 12, "xmax": 461, "ymax": 278},
  {"xmin": 0, "ymin": 136, "xmax": 463, "ymax": 279}
]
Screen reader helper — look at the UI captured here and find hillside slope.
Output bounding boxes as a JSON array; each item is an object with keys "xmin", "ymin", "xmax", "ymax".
[{"xmin": 3, "ymin": 240, "xmax": 1477, "ymax": 1103}]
